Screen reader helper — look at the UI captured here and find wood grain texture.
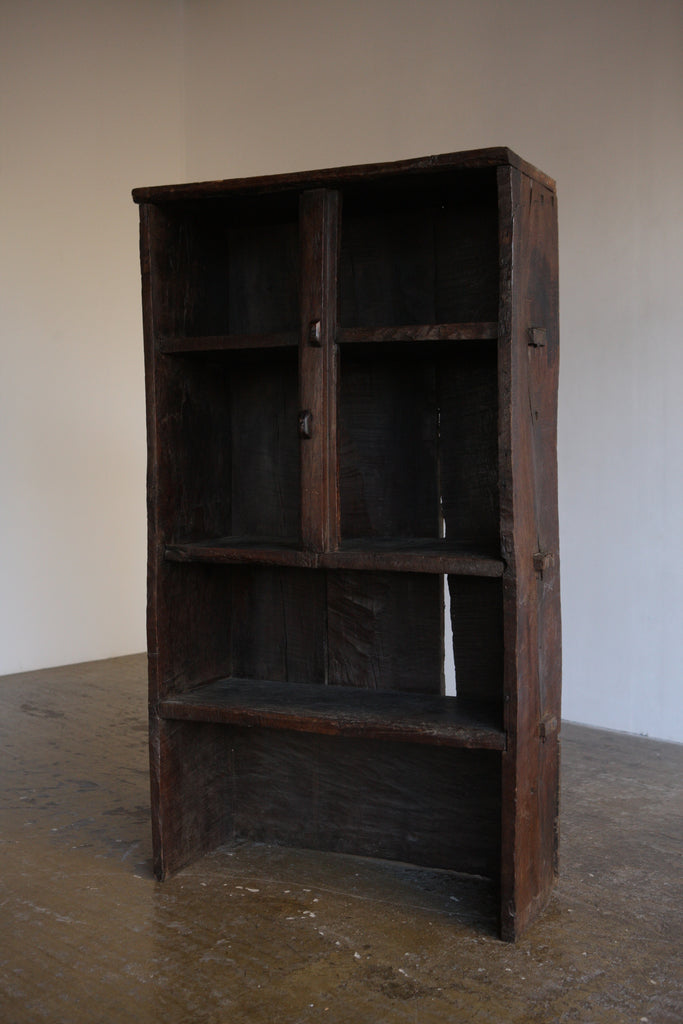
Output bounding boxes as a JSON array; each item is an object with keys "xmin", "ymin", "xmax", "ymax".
[
  {"xmin": 133, "ymin": 146, "xmax": 555, "ymax": 204},
  {"xmin": 497, "ymin": 166, "xmax": 560, "ymax": 941},
  {"xmin": 159, "ymin": 331, "xmax": 298, "ymax": 353},
  {"xmin": 337, "ymin": 322, "xmax": 497, "ymax": 345},
  {"xmin": 439, "ymin": 343, "xmax": 500, "ymax": 549},
  {"xmin": 449, "ymin": 576, "xmax": 504, "ymax": 705},
  {"xmin": 151, "ymin": 718, "xmax": 233, "ymax": 879},
  {"xmin": 137, "ymin": 148, "xmax": 560, "ymax": 940},
  {"xmin": 339, "ymin": 174, "xmax": 499, "ymax": 327},
  {"xmin": 200, "ymin": 725, "xmax": 502, "ymax": 877},
  {"xmin": 327, "ymin": 571, "xmax": 444, "ymax": 694},
  {"xmin": 159, "ymin": 678, "xmax": 506, "ymax": 750},
  {"xmin": 339, "ymin": 355, "xmax": 439, "ymax": 539},
  {"xmin": 299, "ymin": 189, "xmax": 341, "ymax": 551},
  {"xmin": 164, "ymin": 537, "xmax": 505, "ymax": 576},
  {"xmin": 151, "ymin": 198, "xmax": 299, "ymax": 339},
  {"xmin": 229, "ymin": 356, "xmax": 300, "ymax": 539},
  {"xmin": 229, "ymin": 566, "xmax": 326, "ymax": 685}
]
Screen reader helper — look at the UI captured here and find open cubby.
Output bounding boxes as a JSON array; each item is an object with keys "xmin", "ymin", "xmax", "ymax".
[
  {"xmin": 135, "ymin": 147, "xmax": 561, "ymax": 941},
  {"xmin": 338, "ymin": 342, "xmax": 499, "ymax": 550},
  {"xmin": 339, "ymin": 169, "xmax": 499, "ymax": 327},
  {"xmin": 147, "ymin": 196, "xmax": 299, "ymax": 344},
  {"xmin": 158, "ymin": 350, "xmax": 300, "ymax": 544}
]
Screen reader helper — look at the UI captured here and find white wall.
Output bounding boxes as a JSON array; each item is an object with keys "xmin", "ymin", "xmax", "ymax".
[
  {"xmin": 0, "ymin": 0, "xmax": 185, "ymax": 671},
  {"xmin": 1, "ymin": 0, "xmax": 681, "ymax": 743}
]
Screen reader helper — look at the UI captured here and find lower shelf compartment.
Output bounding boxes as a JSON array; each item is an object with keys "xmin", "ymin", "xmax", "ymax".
[
  {"xmin": 154, "ymin": 715, "xmax": 503, "ymax": 879},
  {"xmin": 157, "ymin": 678, "xmax": 506, "ymax": 751}
]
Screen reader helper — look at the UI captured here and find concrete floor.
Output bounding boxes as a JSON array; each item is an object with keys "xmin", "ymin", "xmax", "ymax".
[{"xmin": 0, "ymin": 655, "xmax": 681, "ymax": 1023}]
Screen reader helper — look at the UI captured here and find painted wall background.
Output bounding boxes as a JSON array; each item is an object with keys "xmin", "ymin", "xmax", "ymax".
[
  {"xmin": 0, "ymin": 0, "xmax": 184, "ymax": 672},
  {"xmin": 1, "ymin": 0, "xmax": 681, "ymax": 741}
]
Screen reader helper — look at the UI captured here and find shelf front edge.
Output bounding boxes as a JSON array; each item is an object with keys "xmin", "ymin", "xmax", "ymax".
[
  {"xmin": 157, "ymin": 680, "xmax": 506, "ymax": 751},
  {"xmin": 164, "ymin": 542, "xmax": 505, "ymax": 577}
]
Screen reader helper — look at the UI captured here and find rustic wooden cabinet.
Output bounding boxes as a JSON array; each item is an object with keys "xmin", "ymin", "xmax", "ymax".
[{"xmin": 133, "ymin": 147, "xmax": 561, "ymax": 941}]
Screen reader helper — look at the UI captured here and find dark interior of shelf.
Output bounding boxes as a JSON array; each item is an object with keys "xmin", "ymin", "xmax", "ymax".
[
  {"xmin": 161, "ymin": 716, "xmax": 502, "ymax": 877},
  {"xmin": 159, "ymin": 331, "xmax": 299, "ymax": 354},
  {"xmin": 156, "ymin": 563, "xmax": 504, "ymax": 707},
  {"xmin": 150, "ymin": 195, "xmax": 300, "ymax": 339},
  {"xmin": 158, "ymin": 676, "xmax": 505, "ymax": 750},
  {"xmin": 339, "ymin": 170, "xmax": 499, "ymax": 327},
  {"xmin": 158, "ymin": 350, "xmax": 300, "ymax": 543},
  {"xmin": 339, "ymin": 342, "xmax": 499, "ymax": 548},
  {"xmin": 156, "ymin": 340, "xmax": 499, "ymax": 552}
]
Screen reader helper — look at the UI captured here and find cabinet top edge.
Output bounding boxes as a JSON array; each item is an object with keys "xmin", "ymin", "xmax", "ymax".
[{"xmin": 132, "ymin": 147, "xmax": 555, "ymax": 204}]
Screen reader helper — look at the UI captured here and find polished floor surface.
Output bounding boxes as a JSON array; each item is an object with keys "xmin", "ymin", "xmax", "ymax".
[{"xmin": 1, "ymin": 654, "xmax": 681, "ymax": 1023}]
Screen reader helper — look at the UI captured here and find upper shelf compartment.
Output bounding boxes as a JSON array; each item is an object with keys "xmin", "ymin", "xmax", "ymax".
[
  {"xmin": 147, "ymin": 192, "xmax": 300, "ymax": 346},
  {"xmin": 339, "ymin": 168, "xmax": 500, "ymax": 329}
]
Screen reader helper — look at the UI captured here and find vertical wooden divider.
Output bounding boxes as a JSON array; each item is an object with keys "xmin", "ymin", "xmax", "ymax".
[{"xmin": 299, "ymin": 189, "xmax": 341, "ymax": 553}]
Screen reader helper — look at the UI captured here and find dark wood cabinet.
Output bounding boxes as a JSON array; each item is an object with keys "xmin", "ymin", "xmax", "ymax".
[{"xmin": 133, "ymin": 147, "xmax": 561, "ymax": 941}]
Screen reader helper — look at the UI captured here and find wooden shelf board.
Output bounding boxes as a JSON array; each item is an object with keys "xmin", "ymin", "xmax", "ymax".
[
  {"xmin": 164, "ymin": 537, "xmax": 505, "ymax": 577},
  {"xmin": 158, "ymin": 677, "xmax": 506, "ymax": 751},
  {"xmin": 158, "ymin": 323, "xmax": 498, "ymax": 355},
  {"xmin": 159, "ymin": 331, "xmax": 298, "ymax": 354},
  {"xmin": 337, "ymin": 323, "xmax": 498, "ymax": 345}
]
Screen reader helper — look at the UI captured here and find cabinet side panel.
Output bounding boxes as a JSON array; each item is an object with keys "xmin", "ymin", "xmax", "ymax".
[
  {"xmin": 498, "ymin": 168, "xmax": 561, "ymax": 940},
  {"xmin": 525, "ymin": 171, "xmax": 562, "ymax": 901},
  {"xmin": 141, "ymin": 205, "xmax": 237, "ymax": 873},
  {"xmin": 140, "ymin": 203, "xmax": 168, "ymax": 704},
  {"xmin": 151, "ymin": 718, "xmax": 234, "ymax": 878}
]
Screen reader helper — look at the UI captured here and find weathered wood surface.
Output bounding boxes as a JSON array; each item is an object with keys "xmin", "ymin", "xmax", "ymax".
[
  {"xmin": 229, "ymin": 566, "xmax": 327, "ymax": 685},
  {"xmin": 159, "ymin": 331, "xmax": 298, "ymax": 353},
  {"xmin": 299, "ymin": 189, "xmax": 340, "ymax": 552},
  {"xmin": 439, "ymin": 345, "xmax": 500, "ymax": 549},
  {"xmin": 159, "ymin": 678, "xmax": 506, "ymax": 750},
  {"xmin": 142, "ymin": 199, "xmax": 299, "ymax": 340},
  {"xmin": 339, "ymin": 175, "xmax": 499, "ymax": 327},
  {"xmin": 132, "ymin": 146, "xmax": 555, "ymax": 204},
  {"xmin": 337, "ymin": 322, "xmax": 497, "ymax": 345},
  {"xmin": 339, "ymin": 355, "xmax": 439, "ymax": 539},
  {"xmin": 232, "ymin": 731, "xmax": 501, "ymax": 876},
  {"xmin": 164, "ymin": 537, "xmax": 505, "ymax": 576},
  {"xmin": 449, "ymin": 576, "xmax": 504, "ymax": 704},
  {"xmin": 497, "ymin": 165, "xmax": 561, "ymax": 941},
  {"xmin": 171, "ymin": 724, "xmax": 502, "ymax": 878},
  {"xmin": 327, "ymin": 571, "xmax": 444, "ymax": 693},
  {"xmin": 137, "ymin": 147, "xmax": 560, "ymax": 940}
]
